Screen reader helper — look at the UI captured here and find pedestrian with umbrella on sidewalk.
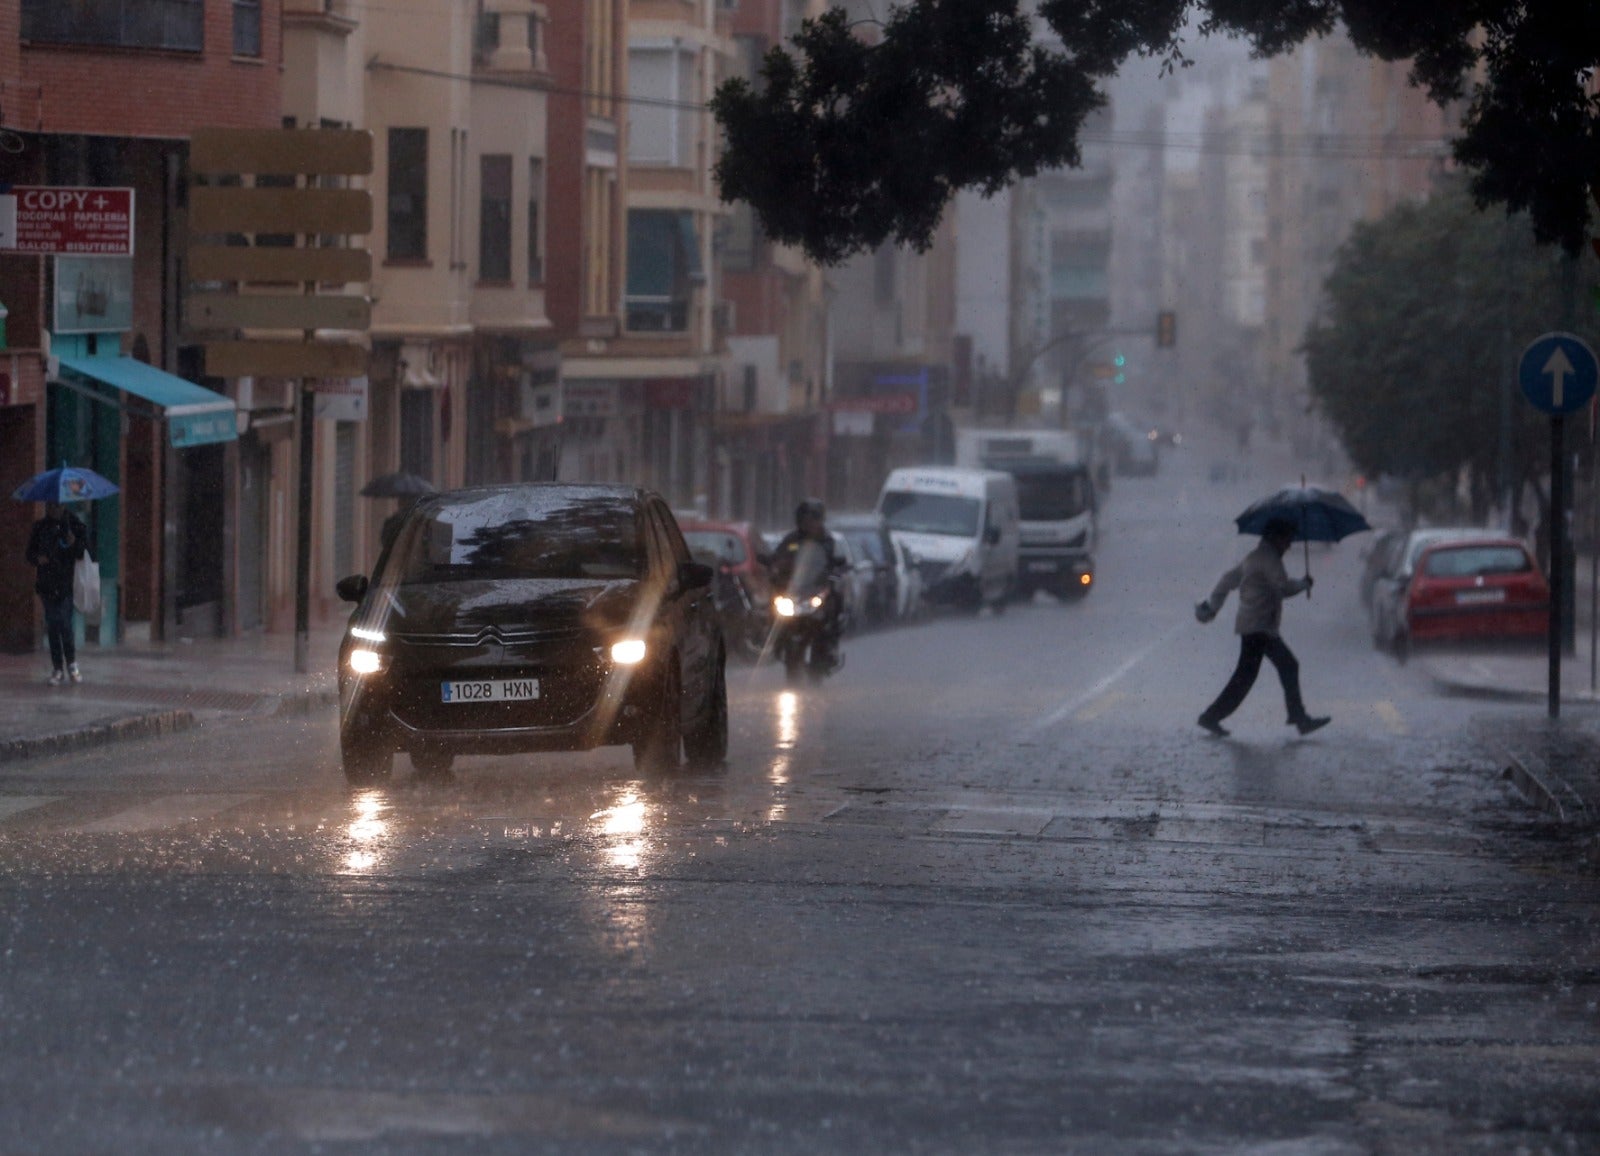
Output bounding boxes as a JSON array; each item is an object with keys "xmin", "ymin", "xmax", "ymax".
[
  {"xmin": 1194, "ymin": 480, "xmax": 1371, "ymax": 737},
  {"xmin": 14, "ymin": 463, "xmax": 118, "ymax": 686}
]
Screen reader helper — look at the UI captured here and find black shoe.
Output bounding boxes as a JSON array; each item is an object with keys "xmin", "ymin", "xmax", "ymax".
[
  {"xmin": 1292, "ymin": 715, "xmax": 1330, "ymax": 736},
  {"xmin": 1197, "ymin": 714, "xmax": 1229, "ymax": 737}
]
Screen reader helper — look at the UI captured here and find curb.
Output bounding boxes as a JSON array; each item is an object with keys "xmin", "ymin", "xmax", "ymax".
[{"xmin": 0, "ymin": 709, "xmax": 195, "ymax": 765}]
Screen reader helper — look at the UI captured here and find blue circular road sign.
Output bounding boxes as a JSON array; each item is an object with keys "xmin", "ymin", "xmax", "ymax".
[{"xmin": 1518, "ymin": 331, "xmax": 1599, "ymax": 415}]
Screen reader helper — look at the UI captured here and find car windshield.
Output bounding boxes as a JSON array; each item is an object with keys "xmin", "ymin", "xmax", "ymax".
[
  {"xmin": 384, "ymin": 492, "xmax": 642, "ymax": 583},
  {"xmin": 1013, "ymin": 472, "xmax": 1090, "ymax": 521},
  {"xmin": 1423, "ymin": 545, "xmax": 1531, "ymax": 579},
  {"xmin": 683, "ymin": 530, "xmax": 746, "ymax": 566},
  {"xmin": 842, "ymin": 530, "xmax": 887, "ymax": 564},
  {"xmin": 879, "ymin": 492, "xmax": 981, "ymax": 538}
]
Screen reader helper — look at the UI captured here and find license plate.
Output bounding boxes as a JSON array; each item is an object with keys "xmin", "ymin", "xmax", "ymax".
[
  {"xmin": 1027, "ymin": 561, "xmax": 1059, "ymax": 573},
  {"xmin": 1455, "ymin": 588, "xmax": 1506, "ymax": 605},
  {"xmin": 441, "ymin": 678, "xmax": 540, "ymax": 703}
]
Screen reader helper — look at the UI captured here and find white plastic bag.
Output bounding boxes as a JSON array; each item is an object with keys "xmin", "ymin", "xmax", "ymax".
[{"xmin": 73, "ymin": 553, "xmax": 101, "ymax": 621}]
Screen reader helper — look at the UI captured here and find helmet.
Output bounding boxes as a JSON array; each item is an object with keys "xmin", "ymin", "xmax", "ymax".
[{"xmin": 795, "ymin": 498, "xmax": 826, "ymax": 527}]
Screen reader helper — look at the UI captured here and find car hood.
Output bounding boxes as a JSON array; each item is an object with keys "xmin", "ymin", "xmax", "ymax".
[
  {"xmin": 362, "ymin": 578, "xmax": 640, "ymax": 636},
  {"xmin": 888, "ymin": 531, "xmax": 973, "ymax": 564}
]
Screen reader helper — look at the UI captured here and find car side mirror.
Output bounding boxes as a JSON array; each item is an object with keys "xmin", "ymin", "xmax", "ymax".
[
  {"xmin": 984, "ymin": 525, "xmax": 1001, "ymax": 545},
  {"xmin": 336, "ymin": 574, "xmax": 369, "ymax": 603},
  {"xmin": 679, "ymin": 560, "xmax": 715, "ymax": 591}
]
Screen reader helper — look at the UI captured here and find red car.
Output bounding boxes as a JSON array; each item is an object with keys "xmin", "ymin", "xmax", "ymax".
[
  {"xmin": 1370, "ymin": 530, "xmax": 1548, "ymax": 656},
  {"xmin": 677, "ymin": 518, "xmax": 771, "ymax": 660}
]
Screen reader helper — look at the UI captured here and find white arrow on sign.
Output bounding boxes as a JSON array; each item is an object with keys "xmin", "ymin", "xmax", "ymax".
[{"xmin": 1544, "ymin": 345, "xmax": 1576, "ymax": 407}]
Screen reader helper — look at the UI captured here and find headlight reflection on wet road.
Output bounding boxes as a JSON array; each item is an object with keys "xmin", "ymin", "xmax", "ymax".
[
  {"xmin": 341, "ymin": 790, "xmax": 391, "ymax": 873},
  {"xmin": 767, "ymin": 690, "xmax": 802, "ymax": 822},
  {"xmin": 591, "ymin": 786, "xmax": 650, "ymax": 872}
]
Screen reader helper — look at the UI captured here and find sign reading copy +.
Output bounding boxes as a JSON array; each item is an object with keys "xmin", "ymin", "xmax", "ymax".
[{"xmin": 0, "ymin": 187, "xmax": 135, "ymax": 255}]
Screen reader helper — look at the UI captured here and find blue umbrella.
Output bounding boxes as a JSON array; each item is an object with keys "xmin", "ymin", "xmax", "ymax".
[
  {"xmin": 1235, "ymin": 480, "xmax": 1371, "ymax": 593},
  {"xmin": 11, "ymin": 463, "xmax": 120, "ymax": 503}
]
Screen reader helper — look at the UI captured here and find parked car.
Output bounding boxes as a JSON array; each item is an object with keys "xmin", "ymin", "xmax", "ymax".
[
  {"xmin": 1368, "ymin": 528, "xmax": 1548, "ymax": 658},
  {"xmin": 334, "ymin": 483, "xmax": 728, "ymax": 783},
  {"xmin": 679, "ymin": 518, "xmax": 771, "ymax": 662},
  {"xmin": 830, "ymin": 512, "xmax": 902, "ymax": 627},
  {"xmin": 828, "ymin": 530, "xmax": 874, "ymax": 633}
]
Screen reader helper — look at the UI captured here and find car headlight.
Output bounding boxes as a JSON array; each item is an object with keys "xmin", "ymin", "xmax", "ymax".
[
  {"xmin": 610, "ymin": 638, "xmax": 647, "ymax": 665},
  {"xmin": 348, "ymin": 647, "xmax": 387, "ymax": 675},
  {"xmin": 774, "ymin": 595, "xmax": 797, "ymax": 618}
]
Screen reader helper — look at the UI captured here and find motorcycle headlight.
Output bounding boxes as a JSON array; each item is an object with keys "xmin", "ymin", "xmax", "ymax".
[
  {"xmin": 774, "ymin": 595, "xmax": 797, "ymax": 618},
  {"xmin": 808, "ymin": 594, "xmax": 824, "ymax": 608},
  {"xmin": 610, "ymin": 638, "xmax": 647, "ymax": 665},
  {"xmin": 348, "ymin": 647, "xmax": 387, "ymax": 675}
]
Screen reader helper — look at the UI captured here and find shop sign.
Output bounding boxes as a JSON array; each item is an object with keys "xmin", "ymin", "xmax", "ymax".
[
  {"xmin": 0, "ymin": 187, "xmax": 135, "ymax": 255},
  {"xmin": 169, "ymin": 407, "xmax": 239, "ymax": 449},
  {"xmin": 313, "ymin": 376, "xmax": 369, "ymax": 422}
]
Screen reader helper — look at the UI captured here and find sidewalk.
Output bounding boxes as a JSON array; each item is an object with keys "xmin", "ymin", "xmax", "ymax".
[
  {"xmin": 1421, "ymin": 638, "xmax": 1600, "ymax": 829},
  {"xmin": 0, "ymin": 628, "xmax": 344, "ymax": 764}
]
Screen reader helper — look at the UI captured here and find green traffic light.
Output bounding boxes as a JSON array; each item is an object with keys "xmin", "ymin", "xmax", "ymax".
[
  {"xmin": 1113, "ymin": 353, "xmax": 1126, "ymax": 367},
  {"xmin": 1114, "ymin": 372, "xmax": 1126, "ymax": 384}
]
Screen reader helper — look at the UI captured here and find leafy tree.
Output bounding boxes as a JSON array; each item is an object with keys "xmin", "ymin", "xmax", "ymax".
[
  {"xmin": 713, "ymin": 1, "xmax": 1600, "ymax": 264},
  {"xmin": 1303, "ymin": 182, "xmax": 1594, "ymax": 528}
]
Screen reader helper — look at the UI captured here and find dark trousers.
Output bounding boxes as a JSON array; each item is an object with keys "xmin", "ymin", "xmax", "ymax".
[
  {"xmin": 1203, "ymin": 632, "xmax": 1306, "ymax": 723},
  {"xmin": 40, "ymin": 592, "xmax": 75, "ymax": 671}
]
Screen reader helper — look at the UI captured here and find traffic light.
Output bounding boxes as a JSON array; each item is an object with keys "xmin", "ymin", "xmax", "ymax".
[{"xmin": 1157, "ymin": 310, "xmax": 1177, "ymax": 347}]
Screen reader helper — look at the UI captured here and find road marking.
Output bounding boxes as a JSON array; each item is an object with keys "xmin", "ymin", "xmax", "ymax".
[
  {"xmin": 1375, "ymin": 700, "xmax": 1407, "ymax": 736},
  {"xmin": 0, "ymin": 796, "xmax": 64, "ymax": 822},
  {"xmin": 72, "ymin": 793, "xmax": 256, "ymax": 834},
  {"xmin": 1075, "ymin": 690, "xmax": 1128, "ymax": 723},
  {"xmin": 1027, "ymin": 633, "xmax": 1171, "ymax": 735}
]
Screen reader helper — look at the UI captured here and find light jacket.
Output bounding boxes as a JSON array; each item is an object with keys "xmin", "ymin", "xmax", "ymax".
[{"xmin": 1203, "ymin": 539, "xmax": 1310, "ymax": 636}]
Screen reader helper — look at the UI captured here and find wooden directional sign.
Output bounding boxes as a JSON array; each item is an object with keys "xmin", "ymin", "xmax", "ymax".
[
  {"xmin": 189, "ymin": 245, "xmax": 371, "ymax": 285},
  {"xmin": 187, "ymin": 292, "xmax": 370, "ymax": 333},
  {"xmin": 190, "ymin": 187, "xmax": 372, "ymax": 236},
  {"xmin": 204, "ymin": 340, "xmax": 368, "ymax": 379},
  {"xmin": 190, "ymin": 128, "xmax": 373, "ymax": 177}
]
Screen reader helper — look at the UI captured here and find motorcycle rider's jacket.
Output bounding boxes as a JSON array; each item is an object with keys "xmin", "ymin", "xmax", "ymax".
[{"xmin": 768, "ymin": 530, "xmax": 845, "ymax": 591}]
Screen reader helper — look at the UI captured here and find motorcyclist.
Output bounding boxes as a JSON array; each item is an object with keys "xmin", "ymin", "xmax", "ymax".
[{"xmin": 768, "ymin": 499, "xmax": 847, "ymax": 665}]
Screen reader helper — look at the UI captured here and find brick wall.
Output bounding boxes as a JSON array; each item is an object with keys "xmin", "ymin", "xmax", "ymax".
[{"xmin": 16, "ymin": 0, "xmax": 282, "ymax": 137}]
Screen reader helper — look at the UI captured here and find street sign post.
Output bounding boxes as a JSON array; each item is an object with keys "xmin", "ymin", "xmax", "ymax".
[
  {"xmin": 187, "ymin": 127, "xmax": 373, "ymax": 674},
  {"xmin": 1517, "ymin": 331, "xmax": 1600, "ymax": 717}
]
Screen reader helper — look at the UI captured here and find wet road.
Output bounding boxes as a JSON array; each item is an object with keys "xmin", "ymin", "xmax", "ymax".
[{"xmin": 2, "ymin": 445, "xmax": 1598, "ymax": 1153}]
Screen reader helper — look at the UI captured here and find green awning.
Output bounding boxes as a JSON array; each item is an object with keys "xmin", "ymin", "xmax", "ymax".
[{"xmin": 55, "ymin": 354, "xmax": 238, "ymax": 447}]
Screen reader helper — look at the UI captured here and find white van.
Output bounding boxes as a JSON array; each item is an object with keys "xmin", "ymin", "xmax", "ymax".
[{"xmin": 876, "ymin": 467, "xmax": 1020, "ymax": 610}]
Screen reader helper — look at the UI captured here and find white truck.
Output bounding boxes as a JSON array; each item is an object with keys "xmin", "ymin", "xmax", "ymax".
[{"xmin": 954, "ymin": 428, "xmax": 1098, "ymax": 598}]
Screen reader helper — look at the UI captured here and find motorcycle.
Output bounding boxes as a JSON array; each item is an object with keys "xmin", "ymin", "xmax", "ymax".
[{"xmin": 766, "ymin": 543, "xmax": 846, "ymax": 684}]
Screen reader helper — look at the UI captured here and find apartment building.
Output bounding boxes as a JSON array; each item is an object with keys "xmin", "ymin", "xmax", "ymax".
[{"xmin": 0, "ymin": 0, "xmax": 282, "ymax": 651}]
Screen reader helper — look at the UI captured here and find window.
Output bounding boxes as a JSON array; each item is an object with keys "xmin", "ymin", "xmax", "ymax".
[
  {"xmin": 628, "ymin": 45, "xmax": 698, "ymax": 166},
  {"xmin": 22, "ymin": 0, "xmax": 203, "ymax": 52},
  {"xmin": 233, "ymin": 0, "xmax": 262, "ymax": 56},
  {"xmin": 478, "ymin": 154, "xmax": 512, "ymax": 282},
  {"xmin": 626, "ymin": 210, "xmax": 701, "ymax": 332},
  {"xmin": 387, "ymin": 129, "xmax": 429, "ymax": 261},
  {"xmin": 527, "ymin": 158, "xmax": 545, "ymax": 283}
]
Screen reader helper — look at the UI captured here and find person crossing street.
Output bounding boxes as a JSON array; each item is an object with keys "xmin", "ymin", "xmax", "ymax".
[{"xmin": 1195, "ymin": 517, "xmax": 1329, "ymax": 738}]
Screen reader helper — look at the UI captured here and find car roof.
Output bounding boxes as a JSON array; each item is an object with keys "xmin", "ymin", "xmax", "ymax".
[
  {"xmin": 420, "ymin": 481, "xmax": 644, "ymax": 506},
  {"xmin": 1404, "ymin": 527, "xmax": 1527, "ymax": 565}
]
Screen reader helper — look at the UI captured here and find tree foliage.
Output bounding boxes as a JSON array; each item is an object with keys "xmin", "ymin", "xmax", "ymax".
[
  {"xmin": 1304, "ymin": 182, "xmax": 1591, "ymax": 511},
  {"xmin": 713, "ymin": 1, "xmax": 1600, "ymax": 264}
]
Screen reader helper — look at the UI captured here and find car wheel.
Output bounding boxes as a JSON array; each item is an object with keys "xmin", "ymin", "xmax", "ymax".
[
  {"xmin": 341, "ymin": 731, "xmax": 393, "ymax": 786},
  {"xmin": 632, "ymin": 660, "xmax": 683, "ymax": 774},
  {"xmin": 411, "ymin": 750, "xmax": 454, "ymax": 780},
  {"xmin": 684, "ymin": 655, "xmax": 729, "ymax": 768}
]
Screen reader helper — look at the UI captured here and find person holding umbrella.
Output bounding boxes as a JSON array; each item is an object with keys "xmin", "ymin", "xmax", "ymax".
[
  {"xmin": 1194, "ymin": 517, "xmax": 1329, "ymax": 738},
  {"xmin": 25, "ymin": 501, "xmax": 89, "ymax": 685}
]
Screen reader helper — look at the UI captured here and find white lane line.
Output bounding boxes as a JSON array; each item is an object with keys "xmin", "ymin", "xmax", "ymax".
[
  {"xmin": 0, "ymin": 796, "xmax": 64, "ymax": 822},
  {"xmin": 1026, "ymin": 633, "xmax": 1172, "ymax": 736},
  {"xmin": 72, "ymin": 793, "xmax": 256, "ymax": 834}
]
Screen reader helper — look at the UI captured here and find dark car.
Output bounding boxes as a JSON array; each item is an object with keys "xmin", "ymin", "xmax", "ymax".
[
  {"xmin": 830, "ymin": 512, "xmax": 900, "ymax": 627},
  {"xmin": 334, "ymin": 483, "xmax": 727, "ymax": 784},
  {"xmin": 1368, "ymin": 528, "xmax": 1548, "ymax": 658}
]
